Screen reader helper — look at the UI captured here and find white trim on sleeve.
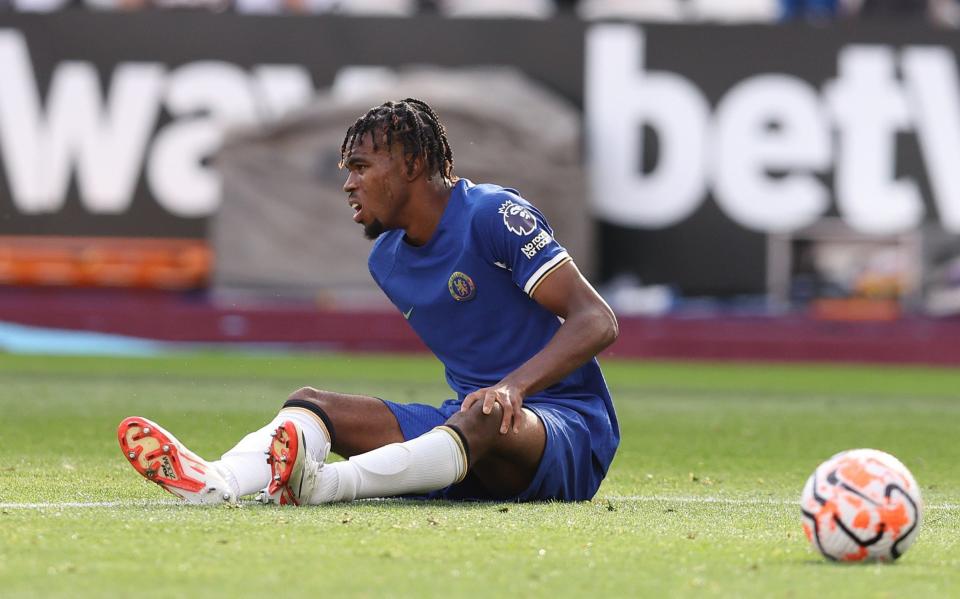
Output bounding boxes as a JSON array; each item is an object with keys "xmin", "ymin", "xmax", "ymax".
[{"xmin": 522, "ymin": 251, "xmax": 571, "ymax": 296}]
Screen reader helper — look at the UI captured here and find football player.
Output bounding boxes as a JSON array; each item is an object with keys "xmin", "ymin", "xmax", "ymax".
[{"xmin": 119, "ymin": 98, "xmax": 619, "ymax": 505}]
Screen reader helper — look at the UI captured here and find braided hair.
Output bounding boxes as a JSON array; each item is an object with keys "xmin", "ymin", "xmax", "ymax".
[{"xmin": 339, "ymin": 98, "xmax": 456, "ymax": 185}]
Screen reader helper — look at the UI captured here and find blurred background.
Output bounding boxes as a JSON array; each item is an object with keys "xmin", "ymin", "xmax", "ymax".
[{"xmin": 1, "ymin": 0, "xmax": 959, "ymax": 365}]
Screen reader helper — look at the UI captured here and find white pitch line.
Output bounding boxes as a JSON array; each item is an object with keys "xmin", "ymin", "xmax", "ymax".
[
  {"xmin": 0, "ymin": 496, "xmax": 957, "ymax": 511},
  {"xmin": 609, "ymin": 495, "xmax": 792, "ymax": 506},
  {"xmin": 0, "ymin": 500, "xmax": 180, "ymax": 509},
  {"xmin": 607, "ymin": 495, "xmax": 960, "ymax": 511}
]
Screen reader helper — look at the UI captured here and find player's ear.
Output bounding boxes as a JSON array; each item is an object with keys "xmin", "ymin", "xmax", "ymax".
[{"xmin": 405, "ymin": 152, "xmax": 426, "ymax": 182}]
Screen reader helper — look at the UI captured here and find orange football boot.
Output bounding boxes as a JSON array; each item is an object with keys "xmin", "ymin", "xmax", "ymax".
[
  {"xmin": 118, "ymin": 416, "xmax": 236, "ymax": 505},
  {"xmin": 258, "ymin": 420, "xmax": 320, "ymax": 506}
]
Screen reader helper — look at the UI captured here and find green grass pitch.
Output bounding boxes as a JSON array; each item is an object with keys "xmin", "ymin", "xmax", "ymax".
[{"xmin": 1, "ymin": 353, "xmax": 958, "ymax": 597}]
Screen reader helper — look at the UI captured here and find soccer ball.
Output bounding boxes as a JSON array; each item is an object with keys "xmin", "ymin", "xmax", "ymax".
[{"xmin": 800, "ymin": 448, "xmax": 922, "ymax": 562}]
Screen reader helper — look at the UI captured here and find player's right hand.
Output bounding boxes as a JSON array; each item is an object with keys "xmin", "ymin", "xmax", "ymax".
[{"xmin": 461, "ymin": 383, "xmax": 525, "ymax": 435}]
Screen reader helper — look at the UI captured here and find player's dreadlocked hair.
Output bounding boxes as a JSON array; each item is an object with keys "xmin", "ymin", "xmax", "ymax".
[{"xmin": 339, "ymin": 98, "xmax": 456, "ymax": 185}]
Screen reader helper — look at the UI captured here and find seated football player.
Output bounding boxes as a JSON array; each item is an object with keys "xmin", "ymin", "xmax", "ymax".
[{"xmin": 118, "ymin": 98, "xmax": 620, "ymax": 505}]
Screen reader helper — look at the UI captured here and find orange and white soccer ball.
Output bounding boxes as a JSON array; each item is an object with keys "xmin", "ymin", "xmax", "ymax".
[{"xmin": 800, "ymin": 449, "xmax": 923, "ymax": 562}]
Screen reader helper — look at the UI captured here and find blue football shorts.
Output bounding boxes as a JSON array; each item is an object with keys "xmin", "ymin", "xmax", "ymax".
[{"xmin": 381, "ymin": 396, "xmax": 609, "ymax": 502}]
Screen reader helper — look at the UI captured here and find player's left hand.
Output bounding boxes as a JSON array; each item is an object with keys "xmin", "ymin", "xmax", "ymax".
[{"xmin": 461, "ymin": 383, "xmax": 525, "ymax": 435}]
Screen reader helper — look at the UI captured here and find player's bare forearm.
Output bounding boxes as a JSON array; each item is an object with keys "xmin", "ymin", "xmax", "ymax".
[
  {"xmin": 461, "ymin": 261, "xmax": 617, "ymax": 434},
  {"xmin": 501, "ymin": 302, "xmax": 618, "ymax": 398}
]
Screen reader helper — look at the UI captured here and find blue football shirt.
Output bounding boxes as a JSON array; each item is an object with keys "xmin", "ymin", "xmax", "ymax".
[{"xmin": 368, "ymin": 179, "xmax": 619, "ymax": 466}]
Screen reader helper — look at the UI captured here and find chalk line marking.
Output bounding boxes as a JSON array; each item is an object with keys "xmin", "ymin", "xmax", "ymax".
[
  {"xmin": 0, "ymin": 496, "xmax": 956, "ymax": 510},
  {"xmin": 607, "ymin": 495, "xmax": 959, "ymax": 511},
  {"xmin": 0, "ymin": 500, "xmax": 180, "ymax": 509}
]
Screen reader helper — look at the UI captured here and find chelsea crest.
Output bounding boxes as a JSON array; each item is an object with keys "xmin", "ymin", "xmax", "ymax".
[{"xmin": 448, "ymin": 272, "xmax": 476, "ymax": 302}]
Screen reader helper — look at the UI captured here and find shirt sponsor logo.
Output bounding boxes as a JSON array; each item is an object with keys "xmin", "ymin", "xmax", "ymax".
[
  {"xmin": 448, "ymin": 271, "xmax": 477, "ymax": 302},
  {"xmin": 521, "ymin": 229, "xmax": 552, "ymax": 259},
  {"xmin": 498, "ymin": 200, "xmax": 537, "ymax": 236}
]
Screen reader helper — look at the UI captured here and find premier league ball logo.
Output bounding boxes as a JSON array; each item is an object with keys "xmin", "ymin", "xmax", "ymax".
[{"xmin": 498, "ymin": 200, "xmax": 537, "ymax": 236}]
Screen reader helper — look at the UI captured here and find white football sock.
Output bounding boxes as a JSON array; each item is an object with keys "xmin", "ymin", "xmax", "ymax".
[
  {"xmin": 308, "ymin": 426, "xmax": 467, "ymax": 504},
  {"xmin": 214, "ymin": 407, "xmax": 331, "ymax": 498}
]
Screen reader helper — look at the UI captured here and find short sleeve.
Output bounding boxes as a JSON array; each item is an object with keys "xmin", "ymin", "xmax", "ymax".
[{"xmin": 473, "ymin": 192, "xmax": 571, "ymax": 297}]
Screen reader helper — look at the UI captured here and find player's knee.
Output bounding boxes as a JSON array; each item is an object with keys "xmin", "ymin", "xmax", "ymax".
[
  {"xmin": 445, "ymin": 401, "xmax": 503, "ymax": 455},
  {"xmin": 285, "ymin": 386, "xmax": 338, "ymax": 411},
  {"xmin": 452, "ymin": 399, "xmax": 502, "ymax": 429}
]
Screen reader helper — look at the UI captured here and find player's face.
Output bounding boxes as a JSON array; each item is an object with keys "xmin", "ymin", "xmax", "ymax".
[{"xmin": 342, "ymin": 133, "xmax": 409, "ymax": 240}]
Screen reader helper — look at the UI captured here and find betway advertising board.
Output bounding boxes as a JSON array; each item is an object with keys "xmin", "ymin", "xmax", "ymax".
[
  {"xmin": 588, "ymin": 24, "xmax": 960, "ymax": 293},
  {"xmin": 0, "ymin": 13, "xmax": 583, "ymax": 240},
  {"xmin": 0, "ymin": 14, "xmax": 957, "ymax": 294}
]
